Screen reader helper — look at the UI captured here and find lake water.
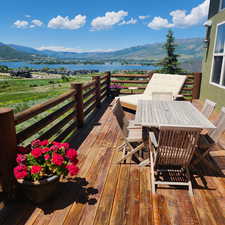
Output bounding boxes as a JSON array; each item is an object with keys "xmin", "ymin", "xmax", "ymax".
[{"xmin": 0, "ymin": 61, "xmax": 156, "ymax": 72}]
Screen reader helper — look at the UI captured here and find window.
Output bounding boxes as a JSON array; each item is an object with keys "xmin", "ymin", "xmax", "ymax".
[
  {"xmin": 220, "ymin": 0, "xmax": 225, "ymax": 10},
  {"xmin": 211, "ymin": 22, "xmax": 225, "ymax": 87}
]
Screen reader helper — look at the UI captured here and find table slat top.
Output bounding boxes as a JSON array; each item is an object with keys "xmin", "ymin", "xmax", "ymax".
[{"xmin": 135, "ymin": 100, "xmax": 216, "ymax": 129}]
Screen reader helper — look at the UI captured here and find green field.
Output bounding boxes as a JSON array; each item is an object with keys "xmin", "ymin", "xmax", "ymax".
[{"xmin": 0, "ymin": 73, "xmax": 94, "ymax": 113}]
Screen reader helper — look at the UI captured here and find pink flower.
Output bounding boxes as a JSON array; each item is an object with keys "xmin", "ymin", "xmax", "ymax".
[
  {"xmin": 40, "ymin": 140, "xmax": 49, "ymax": 146},
  {"xmin": 31, "ymin": 139, "xmax": 41, "ymax": 147},
  {"xmin": 31, "ymin": 165, "xmax": 42, "ymax": 174},
  {"xmin": 44, "ymin": 154, "xmax": 50, "ymax": 160},
  {"xmin": 52, "ymin": 153, "xmax": 64, "ymax": 166},
  {"xmin": 31, "ymin": 148, "xmax": 42, "ymax": 158},
  {"xmin": 14, "ymin": 165, "xmax": 28, "ymax": 179},
  {"xmin": 16, "ymin": 154, "xmax": 26, "ymax": 164},
  {"xmin": 66, "ymin": 164, "xmax": 79, "ymax": 176},
  {"xmin": 66, "ymin": 149, "xmax": 78, "ymax": 161}
]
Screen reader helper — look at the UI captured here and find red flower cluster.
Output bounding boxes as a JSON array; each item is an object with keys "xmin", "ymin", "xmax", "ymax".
[
  {"xmin": 66, "ymin": 149, "xmax": 78, "ymax": 161},
  {"xmin": 31, "ymin": 148, "xmax": 43, "ymax": 158},
  {"xmin": 52, "ymin": 153, "xmax": 64, "ymax": 166},
  {"xmin": 31, "ymin": 165, "xmax": 42, "ymax": 174},
  {"xmin": 14, "ymin": 165, "xmax": 28, "ymax": 179},
  {"xmin": 14, "ymin": 139, "xmax": 79, "ymax": 182},
  {"xmin": 66, "ymin": 164, "xmax": 79, "ymax": 176},
  {"xmin": 16, "ymin": 154, "xmax": 26, "ymax": 164}
]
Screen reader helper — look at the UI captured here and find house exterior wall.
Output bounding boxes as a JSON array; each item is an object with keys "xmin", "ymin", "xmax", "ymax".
[{"xmin": 201, "ymin": 5, "xmax": 225, "ymax": 110}]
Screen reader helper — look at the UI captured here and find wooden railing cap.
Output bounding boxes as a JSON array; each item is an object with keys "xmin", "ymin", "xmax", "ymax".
[{"xmin": 0, "ymin": 108, "xmax": 13, "ymax": 114}]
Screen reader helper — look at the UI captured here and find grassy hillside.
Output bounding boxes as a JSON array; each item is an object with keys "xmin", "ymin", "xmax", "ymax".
[{"xmin": 0, "ymin": 45, "xmax": 33, "ymax": 60}]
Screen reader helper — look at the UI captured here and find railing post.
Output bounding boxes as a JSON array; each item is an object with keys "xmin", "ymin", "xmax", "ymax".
[
  {"xmin": 92, "ymin": 75, "xmax": 101, "ymax": 108},
  {"xmin": 105, "ymin": 71, "xmax": 111, "ymax": 97},
  {"xmin": 71, "ymin": 83, "xmax": 84, "ymax": 128},
  {"xmin": 0, "ymin": 108, "xmax": 17, "ymax": 197},
  {"xmin": 193, "ymin": 72, "xmax": 202, "ymax": 99}
]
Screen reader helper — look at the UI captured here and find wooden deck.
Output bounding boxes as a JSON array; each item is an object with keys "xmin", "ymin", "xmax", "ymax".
[{"xmin": 0, "ymin": 99, "xmax": 225, "ymax": 225}]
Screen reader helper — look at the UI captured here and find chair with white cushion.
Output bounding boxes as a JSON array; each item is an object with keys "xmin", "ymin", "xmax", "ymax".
[{"xmin": 119, "ymin": 73, "xmax": 187, "ymax": 110}]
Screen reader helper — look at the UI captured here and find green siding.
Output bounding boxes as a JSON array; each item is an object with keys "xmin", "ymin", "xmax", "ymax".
[
  {"xmin": 208, "ymin": 0, "xmax": 220, "ymax": 19},
  {"xmin": 201, "ymin": 10, "xmax": 225, "ymax": 111}
]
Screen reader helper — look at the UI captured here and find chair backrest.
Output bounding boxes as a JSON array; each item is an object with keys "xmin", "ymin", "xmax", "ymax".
[
  {"xmin": 144, "ymin": 73, "xmax": 187, "ymax": 97},
  {"xmin": 152, "ymin": 92, "xmax": 173, "ymax": 101},
  {"xmin": 208, "ymin": 107, "xmax": 225, "ymax": 142},
  {"xmin": 112, "ymin": 99, "xmax": 129, "ymax": 137},
  {"xmin": 156, "ymin": 126, "xmax": 201, "ymax": 167},
  {"xmin": 201, "ymin": 99, "xmax": 216, "ymax": 118}
]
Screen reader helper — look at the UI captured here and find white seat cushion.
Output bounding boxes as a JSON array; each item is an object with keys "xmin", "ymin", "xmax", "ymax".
[
  {"xmin": 119, "ymin": 73, "xmax": 186, "ymax": 108},
  {"xmin": 120, "ymin": 94, "xmax": 153, "ymax": 106}
]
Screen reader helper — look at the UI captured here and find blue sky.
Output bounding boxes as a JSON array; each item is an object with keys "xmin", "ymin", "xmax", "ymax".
[{"xmin": 0, "ymin": 0, "xmax": 209, "ymax": 52}]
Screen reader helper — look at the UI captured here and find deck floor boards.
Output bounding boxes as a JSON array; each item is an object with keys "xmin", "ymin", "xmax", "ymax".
[{"xmin": 1, "ymin": 99, "xmax": 225, "ymax": 225}]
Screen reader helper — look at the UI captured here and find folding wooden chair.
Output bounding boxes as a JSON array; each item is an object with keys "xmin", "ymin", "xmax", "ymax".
[
  {"xmin": 201, "ymin": 99, "xmax": 216, "ymax": 119},
  {"xmin": 193, "ymin": 107, "xmax": 225, "ymax": 167},
  {"xmin": 152, "ymin": 92, "xmax": 173, "ymax": 101},
  {"xmin": 112, "ymin": 99, "xmax": 145, "ymax": 163},
  {"xmin": 150, "ymin": 126, "xmax": 201, "ymax": 196}
]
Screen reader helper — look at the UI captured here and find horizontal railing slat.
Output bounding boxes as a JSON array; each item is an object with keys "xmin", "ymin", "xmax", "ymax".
[
  {"xmin": 111, "ymin": 80, "xmax": 149, "ymax": 84},
  {"xmin": 111, "ymin": 74, "xmax": 150, "ymax": 78},
  {"xmin": 16, "ymin": 100, "xmax": 75, "ymax": 144},
  {"xmin": 83, "ymin": 88, "xmax": 96, "ymax": 99},
  {"xmin": 54, "ymin": 121, "xmax": 78, "ymax": 143},
  {"xmin": 82, "ymin": 81, "xmax": 95, "ymax": 90},
  {"xmin": 83, "ymin": 95, "xmax": 96, "ymax": 109},
  {"xmin": 14, "ymin": 90, "xmax": 76, "ymax": 125},
  {"xmin": 84, "ymin": 102, "xmax": 96, "ymax": 117},
  {"xmin": 100, "ymin": 74, "xmax": 108, "ymax": 81},
  {"xmin": 38, "ymin": 111, "xmax": 76, "ymax": 140}
]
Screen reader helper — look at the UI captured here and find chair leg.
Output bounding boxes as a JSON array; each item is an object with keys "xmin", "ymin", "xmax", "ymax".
[
  {"xmin": 186, "ymin": 168, "xmax": 193, "ymax": 197},
  {"xmin": 150, "ymin": 152, "xmax": 156, "ymax": 194},
  {"xmin": 117, "ymin": 143, "xmax": 144, "ymax": 163}
]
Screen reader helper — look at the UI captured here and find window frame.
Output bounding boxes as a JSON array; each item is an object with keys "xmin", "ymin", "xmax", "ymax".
[
  {"xmin": 220, "ymin": 0, "xmax": 225, "ymax": 11},
  {"xmin": 210, "ymin": 21, "xmax": 225, "ymax": 90}
]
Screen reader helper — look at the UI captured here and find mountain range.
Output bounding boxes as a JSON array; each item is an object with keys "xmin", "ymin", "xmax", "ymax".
[{"xmin": 0, "ymin": 38, "xmax": 204, "ymax": 62}]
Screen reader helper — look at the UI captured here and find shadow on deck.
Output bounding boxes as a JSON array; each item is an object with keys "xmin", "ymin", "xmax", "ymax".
[{"xmin": 0, "ymin": 98, "xmax": 225, "ymax": 225}]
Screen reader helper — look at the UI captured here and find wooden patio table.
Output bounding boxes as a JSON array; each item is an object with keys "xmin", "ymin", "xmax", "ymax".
[{"xmin": 134, "ymin": 100, "xmax": 216, "ymax": 166}]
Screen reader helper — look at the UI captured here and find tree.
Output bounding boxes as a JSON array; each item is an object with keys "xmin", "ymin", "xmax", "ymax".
[{"xmin": 158, "ymin": 30, "xmax": 181, "ymax": 74}]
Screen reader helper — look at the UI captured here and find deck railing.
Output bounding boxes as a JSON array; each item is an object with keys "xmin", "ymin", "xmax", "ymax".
[
  {"xmin": 0, "ymin": 71, "xmax": 202, "ymax": 196},
  {"xmin": 111, "ymin": 72, "xmax": 202, "ymax": 100},
  {"xmin": 0, "ymin": 72, "xmax": 110, "ymax": 195}
]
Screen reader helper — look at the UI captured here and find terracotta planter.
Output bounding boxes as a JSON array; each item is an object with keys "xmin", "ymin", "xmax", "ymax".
[{"xmin": 17, "ymin": 175, "xmax": 60, "ymax": 203}]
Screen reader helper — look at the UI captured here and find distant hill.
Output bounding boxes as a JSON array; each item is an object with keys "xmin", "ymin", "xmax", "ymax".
[
  {"xmin": 0, "ymin": 38, "xmax": 204, "ymax": 66},
  {"xmin": 0, "ymin": 43, "xmax": 41, "ymax": 60}
]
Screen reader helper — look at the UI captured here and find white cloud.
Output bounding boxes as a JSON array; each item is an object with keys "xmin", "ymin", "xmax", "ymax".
[
  {"xmin": 148, "ymin": 17, "xmax": 174, "ymax": 30},
  {"xmin": 31, "ymin": 19, "xmax": 43, "ymax": 27},
  {"xmin": 37, "ymin": 46, "xmax": 116, "ymax": 53},
  {"xmin": 91, "ymin": 10, "xmax": 128, "ymax": 31},
  {"xmin": 48, "ymin": 14, "xmax": 86, "ymax": 30},
  {"xmin": 139, "ymin": 15, "xmax": 149, "ymax": 20},
  {"xmin": 14, "ymin": 20, "xmax": 29, "ymax": 28},
  {"xmin": 148, "ymin": 0, "xmax": 210, "ymax": 30},
  {"xmin": 25, "ymin": 15, "xmax": 31, "ymax": 18},
  {"xmin": 120, "ymin": 18, "xmax": 137, "ymax": 25}
]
